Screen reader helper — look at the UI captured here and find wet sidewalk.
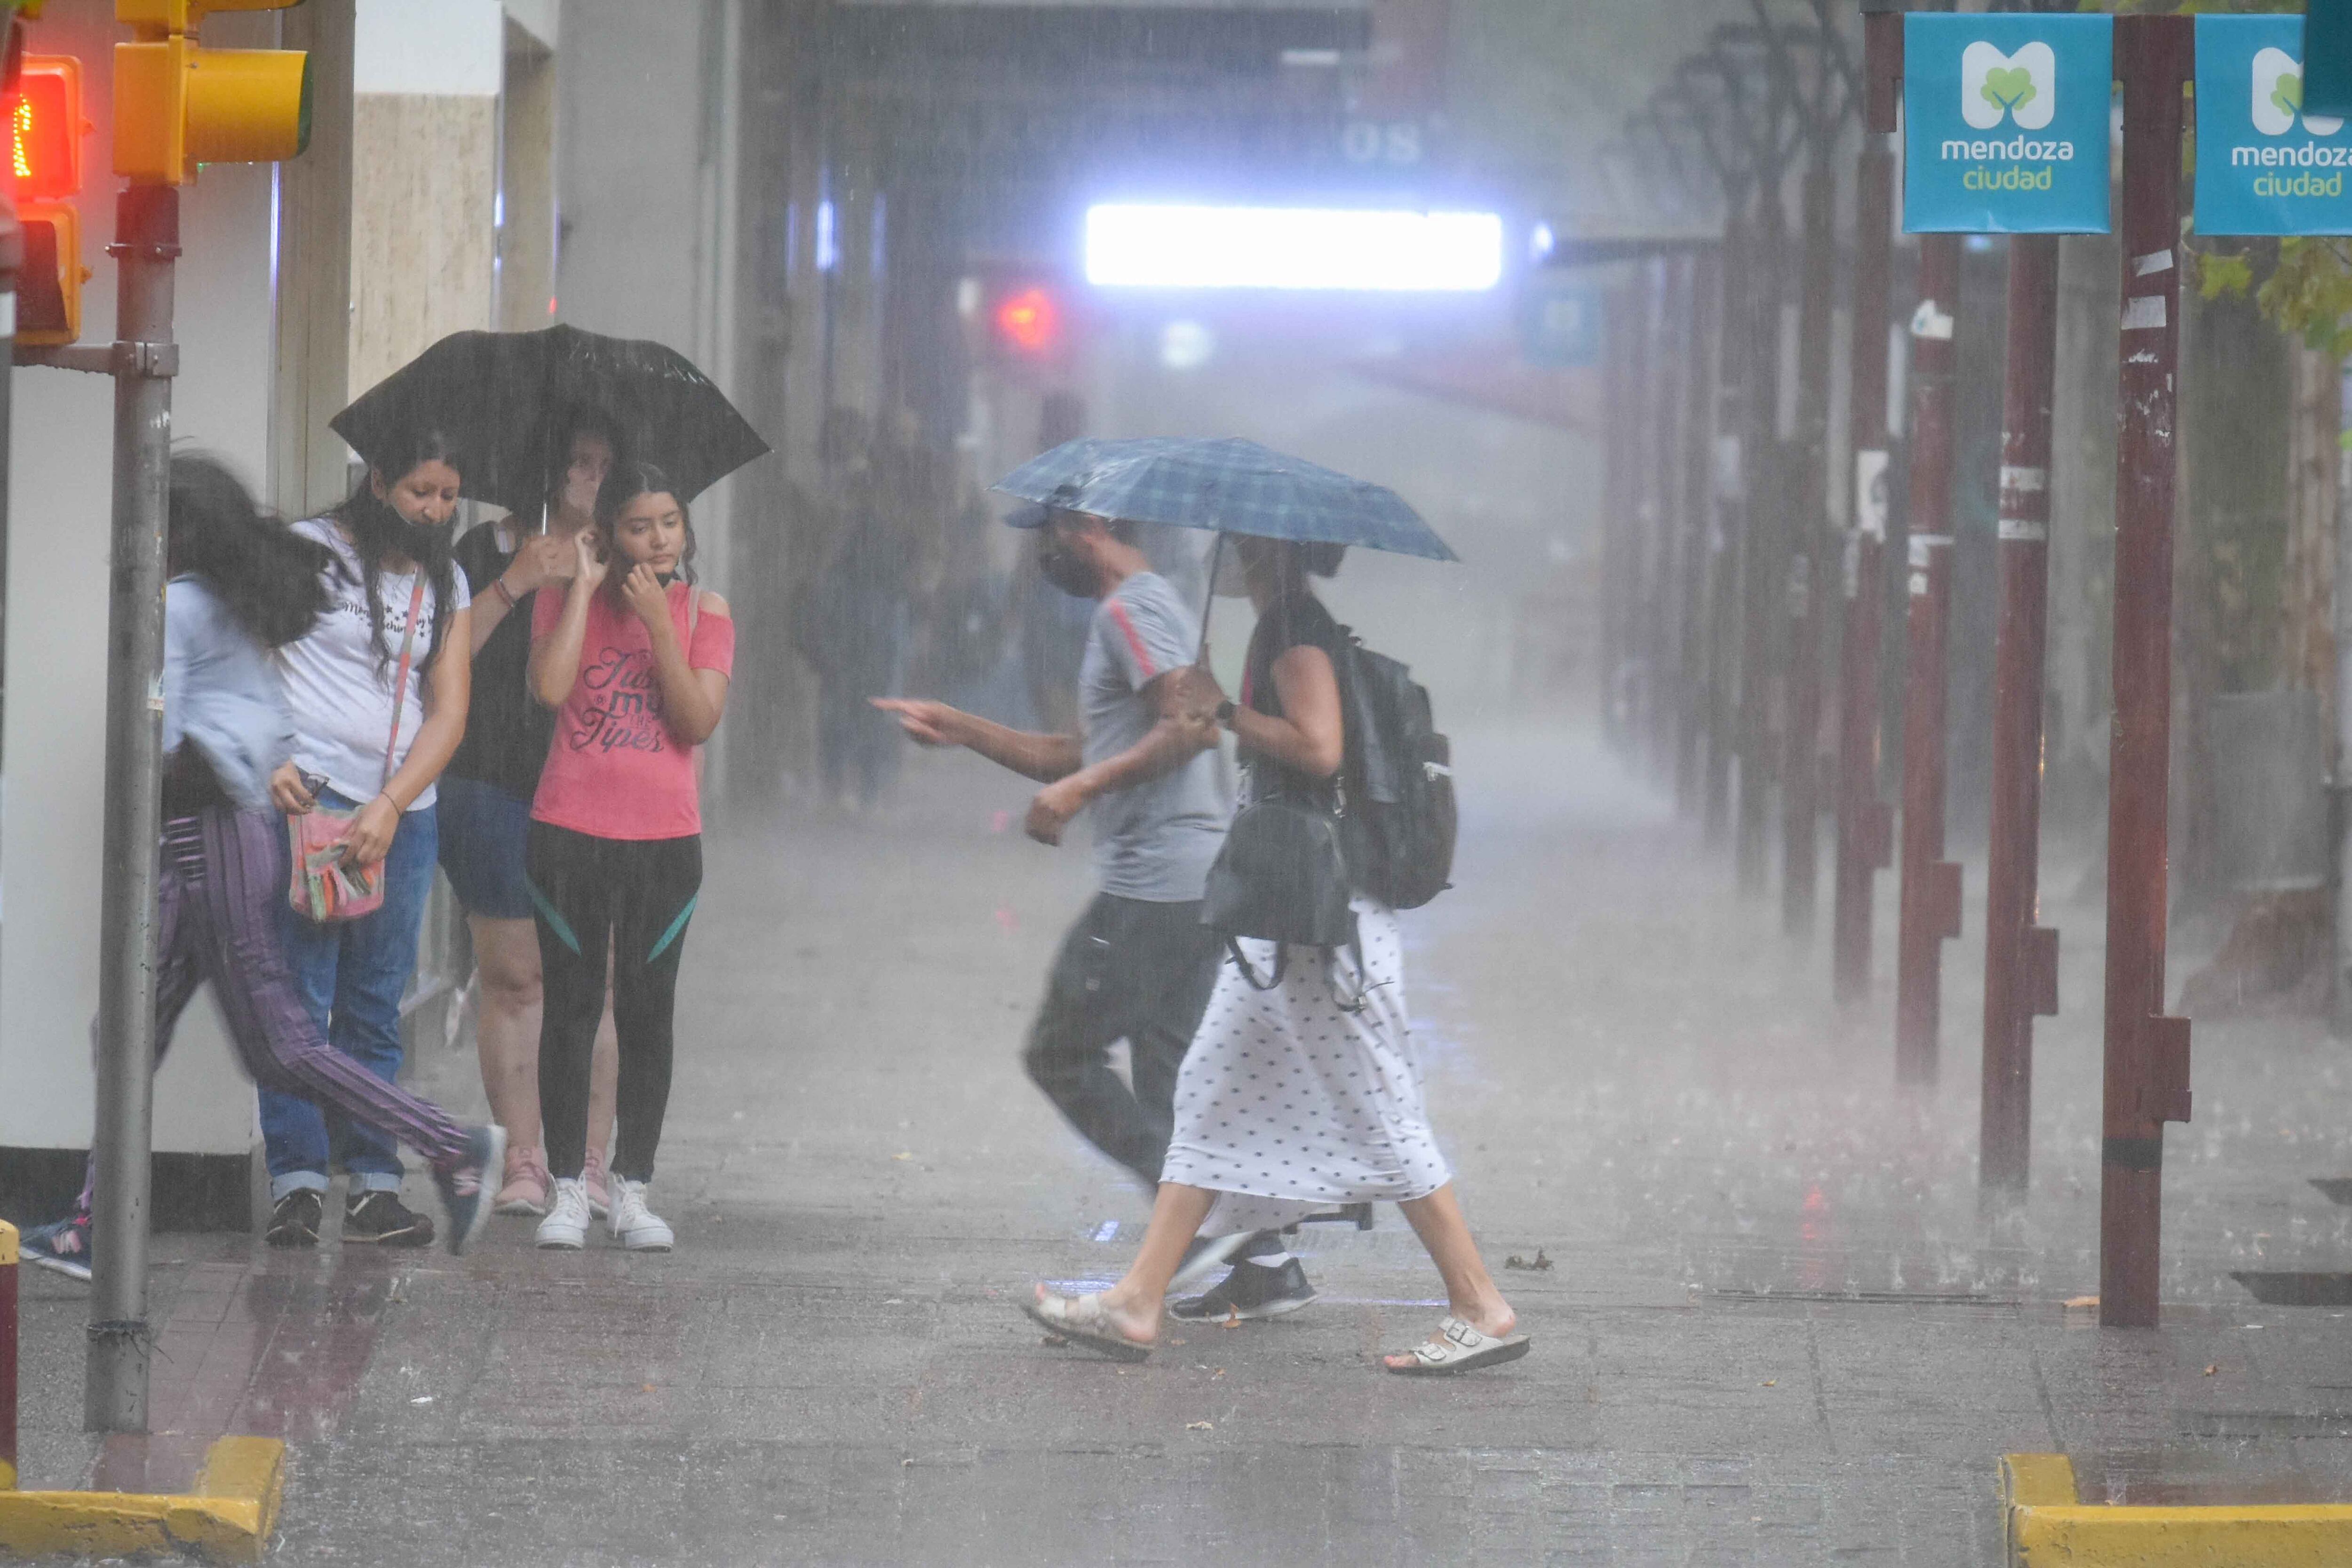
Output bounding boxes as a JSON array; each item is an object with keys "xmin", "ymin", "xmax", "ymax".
[{"xmin": 16, "ymin": 728, "xmax": 2352, "ymax": 1564}]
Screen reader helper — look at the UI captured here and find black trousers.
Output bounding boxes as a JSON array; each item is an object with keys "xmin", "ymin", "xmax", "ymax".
[
  {"xmin": 1025, "ymin": 892, "xmax": 1223, "ymax": 1187},
  {"xmin": 528, "ymin": 822, "xmax": 703, "ymax": 1183}
]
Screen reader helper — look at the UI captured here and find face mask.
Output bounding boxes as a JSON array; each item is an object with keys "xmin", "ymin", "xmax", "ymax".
[
  {"xmin": 1036, "ymin": 535, "xmax": 1097, "ymax": 597},
  {"xmin": 392, "ymin": 512, "xmax": 449, "ymax": 570}
]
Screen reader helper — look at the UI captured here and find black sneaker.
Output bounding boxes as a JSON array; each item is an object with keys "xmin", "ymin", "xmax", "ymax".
[
  {"xmin": 266, "ymin": 1188, "xmax": 325, "ymax": 1249},
  {"xmin": 432, "ymin": 1125, "xmax": 506, "ymax": 1257},
  {"xmin": 1171, "ymin": 1256, "xmax": 1319, "ymax": 1321},
  {"xmin": 1168, "ymin": 1230, "xmax": 1256, "ymax": 1296},
  {"xmin": 343, "ymin": 1190, "xmax": 434, "ymax": 1248}
]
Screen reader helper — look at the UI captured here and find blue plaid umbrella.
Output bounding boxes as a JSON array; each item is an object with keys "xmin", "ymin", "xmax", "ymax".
[{"xmin": 991, "ymin": 437, "xmax": 1458, "ymax": 563}]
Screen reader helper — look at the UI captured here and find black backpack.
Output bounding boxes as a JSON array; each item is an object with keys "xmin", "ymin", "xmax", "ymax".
[{"xmin": 1334, "ymin": 632, "xmax": 1456, "ymax": 910}]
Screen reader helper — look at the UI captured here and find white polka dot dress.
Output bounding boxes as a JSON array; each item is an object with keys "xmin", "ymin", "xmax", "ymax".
[{"xmin": 1161, "ymin": 897, "xmax": 1451, "ymax": 1235}]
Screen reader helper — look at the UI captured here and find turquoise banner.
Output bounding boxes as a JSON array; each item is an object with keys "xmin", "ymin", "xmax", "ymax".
[
  {"xmin": 1903, "ymin": 14, "xmax": 2113, "ymax": 235},
  {"xmin": 2194, "ymin": 15, "xmax": 2352, "ymax": 237}
]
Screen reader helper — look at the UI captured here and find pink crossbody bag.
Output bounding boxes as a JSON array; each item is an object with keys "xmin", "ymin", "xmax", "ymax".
[{"xmin": 287, "ymin": 577, "xmax": 428, "ymax": 922}]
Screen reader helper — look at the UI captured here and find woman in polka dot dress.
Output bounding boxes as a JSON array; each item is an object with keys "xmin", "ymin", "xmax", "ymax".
[{"xmin": 1026, "ymin": 536, "xmax": 1527, "ymax": 1375}]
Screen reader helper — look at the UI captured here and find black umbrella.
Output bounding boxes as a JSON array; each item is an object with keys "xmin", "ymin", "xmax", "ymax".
[{"xmin": 330, "ymin": 324, "xmax": 770, "ymax": 516}]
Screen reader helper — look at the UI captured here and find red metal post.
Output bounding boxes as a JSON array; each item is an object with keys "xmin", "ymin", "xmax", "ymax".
[
  {"xmin": 1895, "ymin": 233, "xmax": 1964, "ymax": 1086},
  {"xmin": 1735, "ymin": 195, "xmax": 1786, "ymax": 896},
  {"xmin": 1833, "ymin": 12, "xmax": 1902, "ymax": 1005},
  {"xmin": 1650, "ymin": 255, "xmax": 1690, "ymax": 775},
  {"xmin": 1629, "ymin": 260, "xmax": 1666, "ymax": 767},
  {"xmin": 1704, "ymin": 214, "xmax": 1753, "ymax": 847},
  {"xmin": 1980, "ymin": 234, "xmax": 2063, "ymax": 1205},
  {"xmin": 1600, "ymin": 282, "xmax": 1634, "ymax": 746},
  {"xmin": 1781, "ymin": 157, "xmax": 1837, "ymax": 939},
  {"xmin": 1677, "ymin": 247, "xmax": 1721, "ymax": 819},
  {"xmin": 1, "ymin": 1220, "xmax": 16, "ymax": 1490},
  {"xmin": 2101, "ymin": 15, "xmax": 2195, "ymax": 1329}
]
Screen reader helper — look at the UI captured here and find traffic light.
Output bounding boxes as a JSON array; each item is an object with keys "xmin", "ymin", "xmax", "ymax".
[
  {"xmin": 992, "ymin": 285, "xmax": 1062, "ymax": 357},
  {"xmin": 114, "ymin": 0, "xmax": 310, "ymax": 187},
  {"xmin": 7, "ymin": 52, "xmax": 91, "ymax": 345}
]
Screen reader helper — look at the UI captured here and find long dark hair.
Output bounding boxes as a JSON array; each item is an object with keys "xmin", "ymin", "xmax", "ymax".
[
  {"xmin": 329, "ymin": 428, "xmax": 463, "ymax": 676},
  {"xmin": 593, "ymin": 460, "xmax": 697, "ymax": 589},
  {"xmin": 168, "ymin": 453, "xmax": 332, "ymax": 648}
]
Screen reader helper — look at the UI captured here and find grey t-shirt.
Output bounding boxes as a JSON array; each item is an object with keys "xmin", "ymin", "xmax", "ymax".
[{"xmin": 1080, "ymin": 572, "xmax": 1228, "ymax": 902}]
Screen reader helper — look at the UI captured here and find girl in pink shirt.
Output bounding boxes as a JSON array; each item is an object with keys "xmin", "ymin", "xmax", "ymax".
[{"xmin": 525, "ymin": 462, "xmax": 735, "ymax": 1250}]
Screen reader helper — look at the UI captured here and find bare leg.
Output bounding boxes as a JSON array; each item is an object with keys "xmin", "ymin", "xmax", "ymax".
[
  {"xmin": 1389, "ymin": 1183, "xmax": 1515, "ymax": 1366},
  {"xmin": 469, "ymin": 915, "xmax": 544, "ymax": 1147},
  {"xmin": 1048, "ymin": 1182, "xmax": 1216, "ymax": 1347}
]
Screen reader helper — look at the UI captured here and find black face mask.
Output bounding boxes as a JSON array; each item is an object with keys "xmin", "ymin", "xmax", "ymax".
[
  {"xmin": 1036, "ymin": 534, "xmax": 1097, "ymax": 597},
  {"xmin": 390, "ymin": 514, "xmax": 450, "ymax": 573}
]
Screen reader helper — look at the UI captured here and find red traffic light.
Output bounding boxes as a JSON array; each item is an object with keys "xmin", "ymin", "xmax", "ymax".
[
  {"xmin": 8, "ymin": 55, "xmax": 84, "ymax": 202},
  {"xmin": 993, "ymin": 286, "xmax": 1061, "ymax": 356}
]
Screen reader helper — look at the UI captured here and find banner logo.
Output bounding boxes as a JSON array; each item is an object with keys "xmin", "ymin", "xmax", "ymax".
[
  {"xmin": 1963, "ymin": 42, "xmax": 2056, "ymax": 132},
  {"xmin": 2253, "ymin": 47, "xmax": 2343, "ymax": 138}
]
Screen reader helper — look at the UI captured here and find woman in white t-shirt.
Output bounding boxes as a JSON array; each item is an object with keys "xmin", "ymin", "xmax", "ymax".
[{"xmin": 257, "ymin": 427, "xmax": 476, "ymax": 1250}]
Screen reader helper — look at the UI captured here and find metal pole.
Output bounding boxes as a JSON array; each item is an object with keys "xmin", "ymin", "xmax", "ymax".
[
  {"xmin": 2100, "ymin": 15, "xmax": 2194, "ymax": 1330},
  {"xmin": 86, "ymin": 184, "xmax": 179, "ymax": 1433},
  {"xmin": 1979, "ymin": 234, "xmax": 2063, "ymax": 1205},
  {"xmin": 2337, "ymin": 358, "xmax": 2352, "ymax": 1034},
  {"xmin": 1650, "ymin": 256, "xmax": 1689, "ymax": 776},
  {"xmin": 1781, "ymin": 152, "xmax": 1837, "ymax": 939},
  {"xmin": 1895, "ymin": 233, "xmax": 1963, "ymax": 1087},
  {"xmin": 1677, "ymin": 247, "xmax": 1721, "ymax": 818},
  {"xmin": 1735, "ymin": 185, "xmax": 1786, "ymax": 895},
  {"xmin": 1705, "ymin": 209, "xmax": 1753, "ymax": 846},
  {"xmin": 2, "ymin": 1222, "xmax": 17, "ymax": 1490},
  {"xmin": 1833, "ymin": 10, "xmax": 1901, "ymax": 1005},
  {"xmin": 1600, "ymin": 282, "xmax": 1632, "ymax": 747},
  {"xmin": 1627, "ymin": 263, "xmax": 1662, "ymax": 761}
]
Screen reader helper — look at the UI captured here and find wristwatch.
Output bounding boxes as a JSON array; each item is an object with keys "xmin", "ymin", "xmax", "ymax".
[{"xmin": 1215, "ymin": 699, "xmax": 1238, "ymax": 729}]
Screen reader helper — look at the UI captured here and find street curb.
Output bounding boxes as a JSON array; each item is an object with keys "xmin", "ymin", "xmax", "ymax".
[
  {"xmin": 0, "ymin": 1435, "xmax": 284, "ymax": 1563},
  {"xmin": 2002, "ymin": 1452, "xmax": 2352, "ymax": 1565}
]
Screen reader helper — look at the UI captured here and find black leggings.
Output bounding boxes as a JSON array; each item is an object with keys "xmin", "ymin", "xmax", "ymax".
[{"xmin": 527, "ymin": 822, "xmax": 703, "ymax": 1182}]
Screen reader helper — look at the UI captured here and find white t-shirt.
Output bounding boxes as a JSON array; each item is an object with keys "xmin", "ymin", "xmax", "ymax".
[{"xmin": 273, "ymin": 517, "xmax": 469, "ymax": 810}]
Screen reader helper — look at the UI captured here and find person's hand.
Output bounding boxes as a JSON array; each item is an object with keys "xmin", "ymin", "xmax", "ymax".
[
  {"xmin": 1025, "ymin": 776, "xmax": 1089, "ymax": 846},
  {"xmin": 340, "ymin": 795, "xmax": 401, "ymax": 868},
  {"xmin": 871, "ymin": 697, "xmax": 963, "ymax": 748},
  {"xmin": 571, "ymin": 527, "xmax": 609, "ymax": 592},
  {"xmin": 269, "ymin": 762, "xmax": 316, "ymax": 815},
  {"xmin": 503, "ymin": 531, "xmax": 574, "ymax": 597},
  {"xmin": 1168, "ymin": 663, "xmax": 1227, "ymax": 744},
  {"xmin": 621, "ymin": 562, "xmax": 670, "ymax": 631}
]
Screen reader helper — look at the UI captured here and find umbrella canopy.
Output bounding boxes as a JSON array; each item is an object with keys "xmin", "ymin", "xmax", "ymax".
[
  {"xmin": 992, "ymin": 437, "xmax": 1458, "ymax": 562},
  {"xmin": 331, "ymin": 324, "xmax": 770, "ymax": 516}
]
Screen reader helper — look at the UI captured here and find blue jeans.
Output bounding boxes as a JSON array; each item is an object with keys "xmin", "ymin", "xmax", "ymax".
[{"xmin": 259, "ymin": 790, "xmax": 438, "ymax": 1201}]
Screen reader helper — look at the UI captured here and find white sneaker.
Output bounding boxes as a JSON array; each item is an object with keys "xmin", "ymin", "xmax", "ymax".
[
  {"xmin": 607, "ymin": 1177, "xmax": 674, "ymax": 1252},
  {"xmin": 535, "ymin": 1177, "xmax": 592, "ymax": 1250}
]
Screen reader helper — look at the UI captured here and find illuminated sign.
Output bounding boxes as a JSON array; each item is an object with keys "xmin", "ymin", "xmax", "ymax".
[
  {"xmin": 1084, "ymin": 205, "xmax": 1503, "ymax": 292},
  {"xmin": 8, "ymin": 55, "xmax": 83, "ymax": 203}
]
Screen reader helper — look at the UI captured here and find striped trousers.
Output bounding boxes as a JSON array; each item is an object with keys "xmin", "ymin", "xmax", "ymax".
[{"xmin": 153, "ymin": 807, "xmax": 470, "ymax": 1173}]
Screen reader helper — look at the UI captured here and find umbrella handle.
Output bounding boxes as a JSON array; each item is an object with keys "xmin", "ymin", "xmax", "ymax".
[{"xmin": 1197, "ymin": 531, "xmax": 1224, "ymax": 665}]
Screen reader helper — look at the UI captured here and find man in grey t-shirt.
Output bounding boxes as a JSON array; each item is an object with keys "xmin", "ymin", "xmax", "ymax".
[{"xmin": 877, "ymin": 509, "xmax": 1226, "ymax": 1189}]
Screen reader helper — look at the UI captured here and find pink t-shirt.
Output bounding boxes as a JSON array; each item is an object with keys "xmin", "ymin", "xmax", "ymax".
[{"xmin": 531, "ymin": 580, "xmax": 735, "ymax": 840}]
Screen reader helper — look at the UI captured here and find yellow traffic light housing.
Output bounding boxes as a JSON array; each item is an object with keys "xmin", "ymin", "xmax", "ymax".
[
  {"xmin": 18, "ymin": 200, "xmax": 85, "ymax": 345},
  {"xmin": 113, "ymin": 0, "xmax": 309, "ymax": 186},
  {"xmin": 8, "ymin": 53, "xmax": 94, "ymax": 345}
]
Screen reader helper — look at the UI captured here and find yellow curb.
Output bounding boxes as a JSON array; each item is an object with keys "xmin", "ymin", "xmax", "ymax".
[
  {"xmin": 2003, "ymin": 1452, "xmax": 2352, "ymax": 1566},
  {"xmin": 2, "ymin": 1218, "xmax": 18, "ymax": 1266},
  {"xmin": 0, "ymin": 1436, "xmax": 284, "ymax": 1563}
]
